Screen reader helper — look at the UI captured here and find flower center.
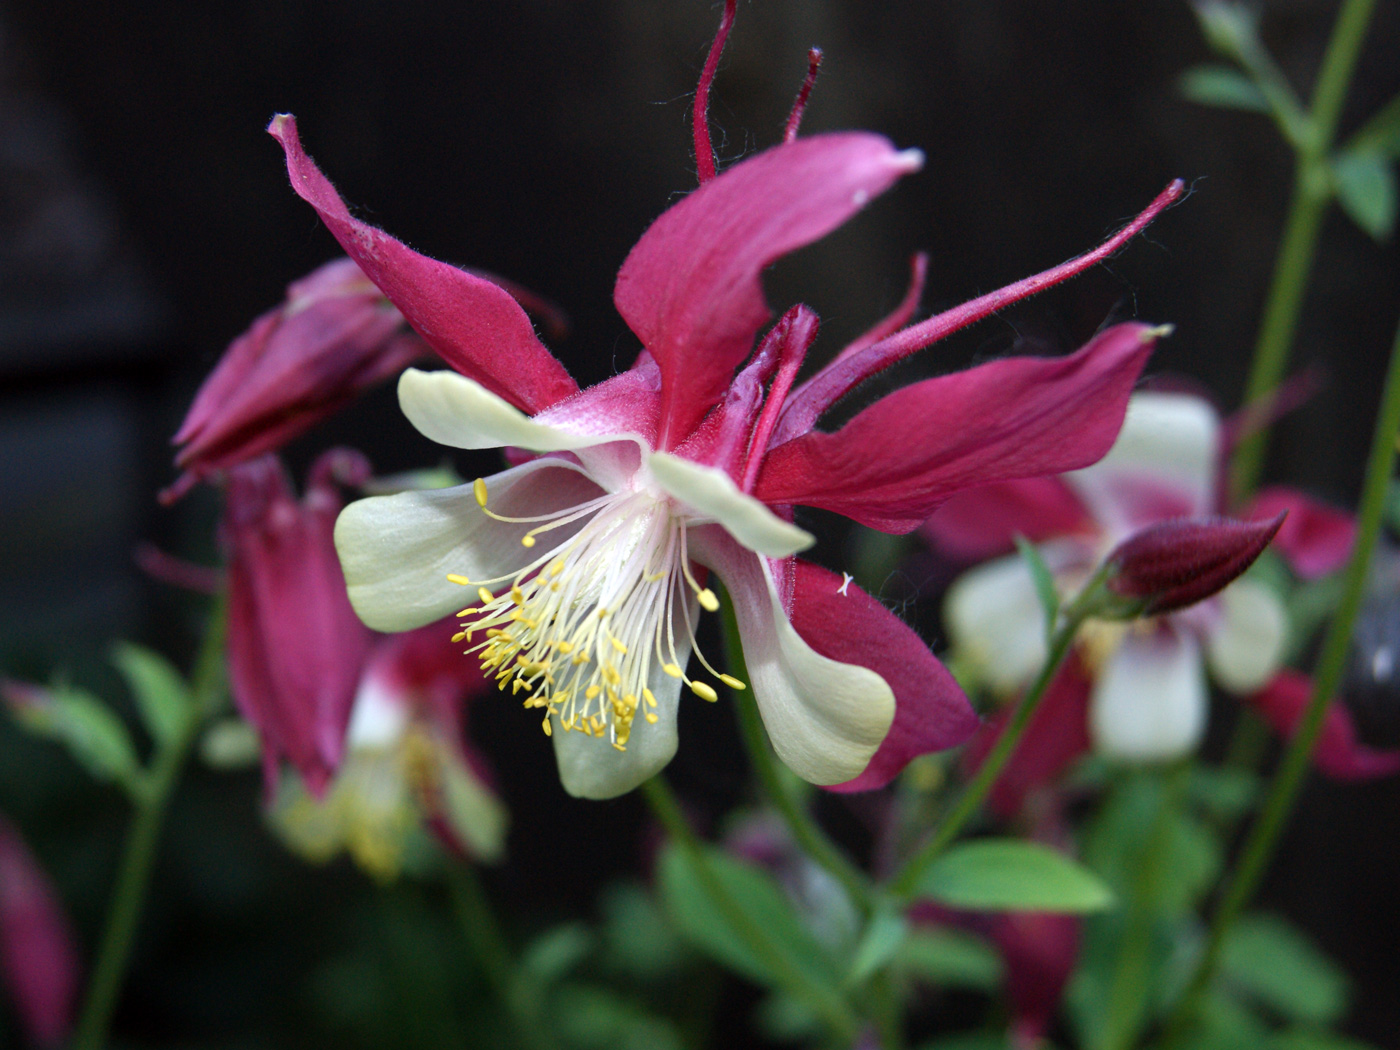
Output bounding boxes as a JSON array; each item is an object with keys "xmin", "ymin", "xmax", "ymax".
[{"xmin": 447, "ymin": 478, "xmax": 744, "ymax": 751}]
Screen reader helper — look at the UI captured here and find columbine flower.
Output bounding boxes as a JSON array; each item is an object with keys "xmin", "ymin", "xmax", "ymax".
[
  {"xmin": 163, "ymin": 259, "xmax": 428, "ymax": 503},
  {"xmin": 224, "ymin": 449, "xmax": 375, "ymax": 794},
  {"xmin": 265, "ymin": 24, "xmax": 1181, "ymax": 798},
  {"xmin": 936, "ymin": 391, "xmax": 1352, "ymax": 767},
  {"xmin": 0, "ymin": 815, "xmax": 78, "ymax": 1048},
  {"xmin": 270, "ymin": 621, "xmax": 507, "ymax": 880}
]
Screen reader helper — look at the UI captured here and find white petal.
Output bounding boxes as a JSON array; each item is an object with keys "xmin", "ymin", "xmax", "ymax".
[
  {"xmin": 334, "ymin": 459, "xmax": 604, "ymax": 631},
  {"xmin": 437, "ymin": 737, "xmax": 509, "ymax": 863},
  {"xmin": 690, "ymin": 528, "xmax": 893, "ymax": 785},
  {"xmin": 345, "ymin": 675, "xmax": 408, "ymax": 749},
  {"xmin": 646, "ymin": 452, "xmax": 815, "ymax": 558},
  {"xmin": 1205, "ymin": 579, "xmax": 1287, "ymax": 694},
  {"xmin": 1067, "ymin": 392, "xmax": 1220, "ymax": 529},
  {"xmin": 549, "ymin": 598, "xmax": 696, "ymax": 799},
  {"xmin": 943, "ymin": 555, "xmax": 1049, "ymax": 697},
  {"xmin": 399, "ymin": 367, "xmax": 646, "ymax": 455},
  {"xmin": 1091, "ymin": 629, "xmax": 1207, "ymax": 761}
]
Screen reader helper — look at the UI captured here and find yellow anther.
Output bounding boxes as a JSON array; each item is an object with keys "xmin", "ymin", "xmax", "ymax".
[
  {"xmin": 510, "ymin": 585, "xmax": 525, "ymax": 605},
  {"xmin": 645, "ymin": 711, "xmax": 659, "ymax": 724},
  {"xmin": 541, "ymin": 717, "xmax": 552, "ymax": 737},
  {"xmin": 447, "ymin": 573, "xmax": 471, "ymax": 586},
  {"xmin": 451, "ymin": 630, "xmax": 468, "ymax": 643},
  {"xmin": 478, "ymin": 587, "xmax": 494, "ymax": 605},
  {"xmin": 547, "ymin": 559, "xmax": 565, "ymax": 576},
  {"xmin": 521, "ymin": 534, "xmax": 536, "ymax": 548},
  {"xmin": 557, "ymin": 641, "xmax": 574, "ymax": 654},
  {"xmin": 697, "ymin": 588, "xmax": 720, "ymax": 612},
  {"xmin": 690, "ymin": 681, "xmax": 719, "ymax": 703},
  {"xmin": 609, "ymin": 636, "xmax": 628, "ymax": 654},
  {"xmin": 612, "ymin": 741, "xmax": 627, "ymax": 752},
  {"xmin": 456, "ymin": 607, "xmax": 476, "ymax": 617},
  {"xmin": 643, "ymin": 688, "xmax": 657, "ymax": 708},
  {"xmin": 662, "ymin": 663, "xmax": 683, "ymax": 678},
  {"xmin": 585, "ymin": 684, "xmax": 602, "ymax": 700},
  {"xmin": 473, "ymin": 477, "xmax": 489, "ymax": 507},
  {"xmin": 719, "ymin": 674, "xmax": 747, "ymax": 691}
]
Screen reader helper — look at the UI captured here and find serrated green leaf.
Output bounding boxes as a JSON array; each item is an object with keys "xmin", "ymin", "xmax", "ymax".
[
  {"xmin": 657, "ymin": 843, "xmax": 841, "ymax": 992},
  {"xmin": 1332, "ymin": 151, "xmax": 1397, "ymax": 241},
  {"xmin": 111, "ymin": 642, "xmax": 192, "ymax": 749},
  {"xmin": 519, "ymin": 923, "xmax": 592, "ymax": 986},
  {"xmin": 846, "ymin": 905, "xmax": 908, "ymax": 985},
  {"xmin": 1179, "ymin": 65, "xmax": 1270, "ymax": 112},
  {"xmin": 897, "ymin": 927, "xmax": 1002, "ymax": 990},
  {"xmin": 1013, "ymin": 535, "xmax": 1060, "ymax": 638},
  {"xmin": 1221, "ymin": 913, "xmax": 1348, "ymax": 1025},
  {"xmin": 11, "ymin": 683, "xmax": 143, "ymax": 797},
  {"xmin": 916, "ymin": 839, "xmax": 1113, "ymax": 913}
]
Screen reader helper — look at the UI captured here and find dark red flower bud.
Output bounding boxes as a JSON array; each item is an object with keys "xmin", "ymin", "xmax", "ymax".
[{"xmin": 1105, "ymin": 513, "xmax": 1285, "ymax": 614}]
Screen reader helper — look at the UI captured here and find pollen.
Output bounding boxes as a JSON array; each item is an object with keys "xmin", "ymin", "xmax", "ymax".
[{"xmin": 449, "ymin": 487, "xmax": 735, "ymax": 753}]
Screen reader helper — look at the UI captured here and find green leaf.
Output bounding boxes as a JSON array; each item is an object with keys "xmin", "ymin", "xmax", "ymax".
[
  {"xmin": 1013, "ymin": 535, "xmax": 1060, "ymax": 638},
  {"xmin": 1189, "ymin": 765, "xmax": 1260, "ymax": 822},
  {"xmin": 915, "ymin": 839, "xmax": 1113, "ymax": 913},
  {"xmin": 897, "ymin": 927, "xmax": 1002, "ymax": 991},
  {"xmin": 657, "ymin": 843, "xmax": 841, "ymax": 992},
  {"xmin": 600, "ymin": 882, "xmax": 687, "ymax": 977},
  {"xmin": 756, "ymin": 993, "xmax": 824, "ymax": 1042},
  {"xmin": 110, "ymin": 642, "xmax": 192, "ymax": 749},
  {"xmin": 199, "ymin": 718, "xmax": 261, "ymax": 769},
  {"xmin": 1332, "ymin": 151, "xmax": 1397, "ymax": 241},
  {"xmin": 9, "ymin": 682, "xmax": 143, "ymax": 797},
  {"xmin": 1221, "ymin": 913, "xmax": 1348, "ymax": 1025},
  {"xmin": 552, "ymin": 983, "xmax": 685, "ymax": 1050},
  {"xmin": 1272, "ymin": 1030, "xmax": 1384, "ymax": 1050},
  {"xmin": 519, "ymin": 923, "xmax": 592, "ymax": 986},
  {"xmin": 846, "ymin": 905, "xmax": 908, "ymax": 985},
  {"xmin": 1191, "ymin": 2, "xmax": 1262, "ymax": 61},
  {"xmin": 1179, "ymin": 65, "xmax": 1269, "ymax": 112},
  {"xmin": 1346, "ymin": 92, "xmax": 1400, "ymax": 159}
]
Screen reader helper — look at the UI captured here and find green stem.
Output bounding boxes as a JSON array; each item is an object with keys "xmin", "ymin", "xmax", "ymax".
[
  {"xmin": 1096, "ymin": 766, "xmax": 1186, "ymax": 1050},
  {"xmin": 70, "ymin": 597, "xmax": 225, "ymax": 1050},
  {"xmin": 891, "ymin": 598, "xmax": 1089, "ymax": 898},
  {"xmin": 1228, "ymin": 0, "xmax": 1379, "ymax": 503},
  {"xmin": 716, "ymin": 594, "xmax": 876, "ymax": 914},
  {"xmin": 446, "ymin": 862, "xmax": 555, "ymax": 1050},
  {"xmin": 640, "ymin": 776, "xmax": 859, "ymax": 1041},
  {"xmin": 1163, "ymin": 312, "xmax": 1400, "ymax": 1045}
]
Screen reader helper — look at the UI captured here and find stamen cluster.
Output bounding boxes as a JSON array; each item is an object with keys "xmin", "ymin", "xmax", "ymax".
[{"xmin": 448, "ymin": 479, "xmax": 744, "ymax": 751}]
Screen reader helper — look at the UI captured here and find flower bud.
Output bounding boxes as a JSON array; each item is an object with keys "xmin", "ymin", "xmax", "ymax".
[
  {"xmin": 162, "ymin": 259, "xmax": 426, "ymax": 503},
  {"xmin": 0, "ymin": 817, "xmax": 78, "ymax": 1047},
  {"xmin": 1104, "ymin": 513, "xmax": 1285, "ymax": 615}
]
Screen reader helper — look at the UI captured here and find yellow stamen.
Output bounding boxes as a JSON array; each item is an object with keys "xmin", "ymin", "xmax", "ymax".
[
  {"xmin": 719, "ymin": 674, "xmax": 747, "ymax": 691},
  {"xmin": 697, "ymin": 588, "xmax": 720, "ymax": 612},
  {"xmin": 690, "ymin": 681, "xmax": 718, "ymax": 703},
  {"xmin": 473, "ymin": 477, "xmax": 489, "ymax": 507},
  {"xmin": 541, "ymin": 717, "xmax": 552, "ymax": 736},
  {"xmin": 521, "ymin": 534, "xmax": 536, "ymax": 548},
  {"xmin": 447, "ymin": 573, "xmax": 471, "ymax": 586},
  {"xmin": 662, "ymin": 663, "xmax": 683, "ymax": 678}
]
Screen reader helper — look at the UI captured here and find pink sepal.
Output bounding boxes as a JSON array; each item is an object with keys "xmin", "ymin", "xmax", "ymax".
[
  {"xmin": 793, "ymin": 563, "xmax": 978, "ymax": 793},
  {"xmin": 1246, "ymin": 487, "xmax": 1356, "ymax": 579},
  {"xmin": 755, "ymin": 322, "xmax": 1157, "ymax": 532},
  {"xmin": 920, "ymin": 477, "xmax": 1093, "ymax": 563},
  {"xmin": 225, "ymin": 451, "xmax": 374, "ymax": 796},
  {"xmin": 1106, "ymin": 513, "xmax": 1284, "ymax": 614},
  {"xmin": 0, "ymin": 817, "xmax": 79, "ymax": 1048},
  {"xmin": 613, "ymin": 132, "xmax": 919, "ymax": 448},
  {"xmin": 269, "ymin": 115, "xmax": 578, "ymax": 414},
  {"xmin": 961, "ymin": 656, "xmax": 1094, "ymax": 820},
  {"xmin": 1248, "ymin": 670, "xmax": 1400, "ymax": 781}
]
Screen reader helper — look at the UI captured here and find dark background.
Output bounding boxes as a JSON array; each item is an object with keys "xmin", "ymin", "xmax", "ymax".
[{"xmin": 1, "ymin": 0, "xmax": 1398, "ymax": 1046}]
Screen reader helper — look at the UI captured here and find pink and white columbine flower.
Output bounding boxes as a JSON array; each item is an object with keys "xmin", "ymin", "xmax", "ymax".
[
  {"xmin": 936, "ymin": 391, "xmax": 1351, "ymax": 762},
  {"xmin": 266, "ymin": 28, "xmax": 1181, "ymax": 797}
]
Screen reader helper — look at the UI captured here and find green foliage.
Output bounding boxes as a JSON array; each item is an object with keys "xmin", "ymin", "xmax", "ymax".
[
  {"xmin": 552, "ymin": 983, "xmax": 686, "ymax": 1050},
  {"xmin": 9, "ymin": 682, "xmax": 143, "ymax": 799},
  {"xmin": 896, "ymin": 927, "xmax": 1003, "ymax": 991},
  {"xmin": 915, "ymin": 839, "xmax": 1113, "ymax": 914},
  {"xmin": 520, "ymin": 923, "xmax": 593, "ymax": 986},
  {"xmin": 598, "ymin": 882, "xmax": 688, "ymax": 977},
  {"xmin": 110, "ymin": 642, "xmax": 194, "ymax": 749},
  {"xmin": 1189, "ymin": 765, "xmax": 1260, "ymax": 823},
  {"xmin": 1013, "ymin": 535, "xmax": 1060, "ymax": 640},
  {"xmin": 914, "ymin": 1033, "xmax": 1012, "ymax": 1050},
  {"xmin": 657, "ymin": 843, "xmax": 843, "ymax": 993},
  {"xmin": 846, "ymin": 904, "xmax": 909, "ymax": 985},
  {"xmin": 1221, "ymin": 913, "xmax": 1349, "ymax": 1026},
  {"xmin": 1332, "ymin": 150, "xmax": 1397, "ymax": 240},
  {"xmin": 1180, "ymin": 65, "xmax": 1270, "ymax": 112}
]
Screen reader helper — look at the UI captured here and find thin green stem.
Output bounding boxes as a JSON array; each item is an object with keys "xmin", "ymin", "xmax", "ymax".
[
  {"xmin": 891, "ymin": 600, "xmax": 1089, "ymax": 898},
  {"xmin": 446, "ymin": 862, "xmax": 556, "ymax": 1050},
  {"xmin": 1096, "ymin": 766, "xmax": 1186, "ymax": 1050},
  {"xmin": 716, "ymin": 593, "xmax": 876, "ymax": 914},
  {"xmin": 1162, "ymin": 312, "xmax": 1400, "ymax": 1045},
  {"xmin": 1228, "ymin": 0, "xmax": 1379, "ymax": 503},
  {"xmin": 640, "ymin": 776, "xmax": 859, "ymax": 1041},
  {"xmin": 70, "ymin": 596, "xmax": 225, "ymax": 1050}
]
